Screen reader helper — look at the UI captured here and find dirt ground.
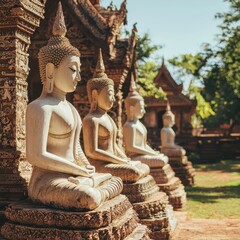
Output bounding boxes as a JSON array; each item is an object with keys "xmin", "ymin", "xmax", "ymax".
[{"xmin": 173, "ymin": 212, "xmax": 240, "ymax": 240}]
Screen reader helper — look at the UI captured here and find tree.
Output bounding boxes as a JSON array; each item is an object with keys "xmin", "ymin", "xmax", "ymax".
[{"xmin": 169, "ymin": 0, "xmax": 240, "ymax": 132}]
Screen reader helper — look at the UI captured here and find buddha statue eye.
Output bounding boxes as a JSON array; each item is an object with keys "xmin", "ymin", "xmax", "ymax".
[{"xmin": 69, "ymin": 67, "xmax": 76, "ymax": 72}]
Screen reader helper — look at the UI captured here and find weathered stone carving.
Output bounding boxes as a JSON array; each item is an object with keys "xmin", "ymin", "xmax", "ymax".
[{"xmin": 0, "ymin": 0, "xmax": 46, "ymax": 224}]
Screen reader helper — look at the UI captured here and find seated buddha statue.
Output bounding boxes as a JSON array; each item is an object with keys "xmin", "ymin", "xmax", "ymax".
[
  {"xmin": 123, "ymin": 75, "xmax": 168, "ymax": 168},
  {"xmin": 161, "ymin": 103, "xmax": 186, "ymax": 157},
  {"xmin": 26, "ymin": 3, "xmax": 123, "ymax": 211},
  {"xmin": 83, "ymin": 49, "xmax": 150, "ymax": 183}
]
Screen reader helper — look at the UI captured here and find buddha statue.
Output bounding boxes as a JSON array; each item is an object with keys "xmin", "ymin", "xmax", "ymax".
[
  {"xmin": 123, "ymin": 75, "xmax": 168, "ymax": 167},
  {"xmin": 83, "ymin": 49, "xmax": 150, "ymax": 183},
  {"xmin": 123, "ymin": 78, "xmax": 187, "ymax": 210},
  {"xmin": 26, "ymin": 2, "xmax": 123, "ymax": 211},
  {"xmin": 161, "ymin": 103, "xmax": 195, "ymax": 186},
  {"xmin": 161, "ymin": 102, "xmax": 186, "ymax": 157}
]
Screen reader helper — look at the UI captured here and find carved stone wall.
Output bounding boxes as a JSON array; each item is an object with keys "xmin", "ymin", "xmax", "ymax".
[{"xmin": 0, "ymin": 0, "xmax": 45, "ymax": 225}]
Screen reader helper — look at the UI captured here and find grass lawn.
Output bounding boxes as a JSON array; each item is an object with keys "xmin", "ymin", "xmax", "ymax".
[{"xmin": 186, "ymin": 160, "xmax": 240, "ymax": 219}]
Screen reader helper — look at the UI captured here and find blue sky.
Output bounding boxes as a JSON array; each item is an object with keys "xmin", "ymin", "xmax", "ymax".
[
  {"xmin": 101, "ymin": 0, "xmax": 230, "ymax": 88},
  {"xmin": 102, "ymin": 0, "xmax": 229, "ymax": 60}
]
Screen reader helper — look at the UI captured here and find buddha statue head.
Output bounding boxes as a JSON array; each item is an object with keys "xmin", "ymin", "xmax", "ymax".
[
  {"xmin": 87, "ymin": 49, "xmax": 115, "ymax": 111},
  {"xmin": 124, "ymin": 74, "xmax": 145, "ymax": 121},
  {"xmin": 162, "ymin": 102, "xmax": 175, "ymax": 127},
  {"xmin": 38, "ymin": 2, "xmax": 81, "ymax": 94}
]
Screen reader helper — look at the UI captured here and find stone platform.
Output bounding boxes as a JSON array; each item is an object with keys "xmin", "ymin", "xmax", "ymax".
[
  {"xmin": 122, "ymin": 175, "xmax": 177, "ymax": 239},
  {"xmin": 150, "ymin": 164, "xmax": 187, "ymax": 210},
  {"xmin": 1, "ymin": 195, "xmax": 150, "ymax": 240},
  {"xmin": 168, "ymin": 156, "xmax": 195, "ymax": 186}
]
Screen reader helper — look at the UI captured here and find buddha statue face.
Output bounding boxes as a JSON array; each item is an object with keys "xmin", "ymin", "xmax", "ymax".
[
  {"xmin": 95, "ymin": 85, "xmax": 115, "ymax": 111},
  {"xmin": 163, "ymin": 115, "xmax": 175, "ymax": 128},
  {"xmin": 125, "ymin": 88, "xmax": 145, "ymax": 121},
  {"xmin": 132, "ymin": 99, "xmax": 145, "ymax": 120},
  {"xmin": 46, "ymin": 55, "xmax": 81, "ymax": 93}
]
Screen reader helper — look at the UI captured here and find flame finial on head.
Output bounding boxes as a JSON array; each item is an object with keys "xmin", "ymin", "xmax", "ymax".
[
  {"xmin": 93, "ymin": 48, "xmax": 108, "ymax": 79},
  {"xmin": 166, "ymin": 101, "xmax": 171, "ymax": 112},
  {"xmin": 130, "ymin": 72, "xmax": 137, "ymax": 92},
  {"xmin": 52, "ymin": 2, "xmax": 67, "ymax": 37},
  {"xmin": 163, "ymin": 100, "xmax": 174, "ymax": 120}
]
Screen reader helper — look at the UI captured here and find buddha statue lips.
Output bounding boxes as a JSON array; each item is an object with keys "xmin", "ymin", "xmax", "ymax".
[
  {"xmin": 161, "ymin": 102, "xmax": 186, "ymax": 157},
  {"xmin": 123, "ymin": 74, "xmax": 168, "ymax": 168},
  {"xmin": 26, "ymin": 2, "xmax": 123, "ymax": 211},
  {"xmin": 83, "ymin": 49, "xmax": 150, "ymax": 183}
]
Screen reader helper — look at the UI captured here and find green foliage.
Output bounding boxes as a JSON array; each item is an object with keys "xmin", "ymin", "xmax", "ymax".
[
  {"xmin": 137, "ymin": 61, "xmax": 166, "ymax": 100},
  {"xmin": 189, "ymin": 85, "xmax": 215, "ymax": 127},
  {"xmin": 169, "ymin": 0, "xmax": 240, "ymax": 128}
]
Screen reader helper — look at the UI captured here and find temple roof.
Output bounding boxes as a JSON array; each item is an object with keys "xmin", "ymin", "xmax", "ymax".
[
  {"xmin": 145, "ymin": 62, "xmax": 196, "ymax": 108},
  {"xmin": 65, "ymin": 0, "xmax": 129, "ymax": 59},
  {"xmin": 30, "ymin": 0, "xmax": 136, "ymax": 69}
]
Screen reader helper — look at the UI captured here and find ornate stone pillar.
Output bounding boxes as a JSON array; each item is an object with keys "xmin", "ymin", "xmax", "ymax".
[{"xmin": 0, "ymin": 0, "xmax": 45, "ymax": 224}]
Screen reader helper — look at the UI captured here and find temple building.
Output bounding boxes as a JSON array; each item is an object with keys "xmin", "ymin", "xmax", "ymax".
[
  {"xmin": 0, "ymin": 0, "xmax": 136, "ymax": 224},
  {"xmin": 143, "ymin": 61, "xmax": 196, "ymax": 146}
]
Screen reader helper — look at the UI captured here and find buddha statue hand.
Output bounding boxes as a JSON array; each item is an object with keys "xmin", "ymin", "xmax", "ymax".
[
  {"xmin": 85, "ymin": 164, "xmax": 95, "ymax": 174},
  {"xmin": 68, "ymin": 173, "xmax": 112, "ymax": 187}
]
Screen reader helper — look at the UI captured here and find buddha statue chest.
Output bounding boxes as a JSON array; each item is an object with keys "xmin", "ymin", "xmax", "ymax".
[
  {"xmin": 97, "ymin": 114, "xmax": 114, "ymax": 151},
  {"xmin": 47, "ymin": 103, "xmax": 76, "ymax": 159},
  {"xmin": 135, "ymin": 123, "xmax": 147, "ymax": 147},
  {"xmin": 49, "ymin": 103, "xmax": 75, "ymax": 136},
  {"xmin": 167, "ymin": 128, "xmax": 176, "ymax": 142}
]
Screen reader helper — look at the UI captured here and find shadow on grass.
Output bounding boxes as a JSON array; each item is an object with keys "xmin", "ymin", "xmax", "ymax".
[
  {"xmin": 186, "ymin": 185, "xmax": 240, "ymax": 203},
  {"xmin": 194, "ymin": 160, "xmax": 240, "ymax": 173}
]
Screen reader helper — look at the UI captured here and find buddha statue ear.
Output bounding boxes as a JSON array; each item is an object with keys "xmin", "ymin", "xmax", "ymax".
[
  {"xmin": 91, "ymin": 89, "xmax": 98, "ymax": 111},
  {"xmin": 46, "ymin": 63, "xmax": 55, "ymax": 93}
]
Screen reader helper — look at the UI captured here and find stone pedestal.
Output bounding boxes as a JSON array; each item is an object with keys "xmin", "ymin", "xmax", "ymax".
[
  {"xmin": 168, "ymin": 156, "xmax": 195, "ymax": 186},
  {"xmin": 1, "ymin": 195, "xmax": 150, "ymax": 240},
  {"xmin": 0, "ymin": 150, "xmax": 30, "ymax": 226},
  {"xmin": 150, "ymin": 164, "xmax": 187, "ymax": 210},
  {"xmin": 122, "ymin": 175, "xmax": 177, "ymax": 239}
]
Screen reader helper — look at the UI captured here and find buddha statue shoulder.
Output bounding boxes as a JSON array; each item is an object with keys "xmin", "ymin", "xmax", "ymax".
[
  {"xmin": 83, "ymin": 49, "xmax": 150, "ymax": 183},
  {"xmin": 26, "ymin": 3, "xmax": 122, "ymax": 211},
  {"xmin": 123, "ymin": 75, "xmax": 168, "ymax": 168},
  {"xmin": 161, "ymin": 102, "xmax": 186, "ymax": 157}
]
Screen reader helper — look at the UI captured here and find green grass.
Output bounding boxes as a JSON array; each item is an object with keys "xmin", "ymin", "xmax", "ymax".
[{"xmin": 186, "ymin": 160, "xmax": 240, "ymax": 219}]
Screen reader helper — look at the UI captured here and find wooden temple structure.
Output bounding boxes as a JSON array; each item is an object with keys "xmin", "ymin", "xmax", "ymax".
[
  {"xmin": 143, "ymin": 61, "xmax": 196, "ymax": 146},
  {"xmin": 0, "ymin": 0, "xmax": 136, "ymax": 225}
]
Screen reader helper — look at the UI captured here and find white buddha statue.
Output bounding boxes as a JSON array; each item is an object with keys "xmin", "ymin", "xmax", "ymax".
[
  {"xmin": 161, "ymin": 102, "xmax": 186, "ymax": 157},
  {"xmin": 123, "ymin": 75, "xmax": 168, "ymax": 167},
  {"xmin": 83, "ymin": 49, "xmax": 150, "ymax": 183},
  {"xmin": 26, "ymin": 2, "xmax": 123, "ymax": 211}
]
